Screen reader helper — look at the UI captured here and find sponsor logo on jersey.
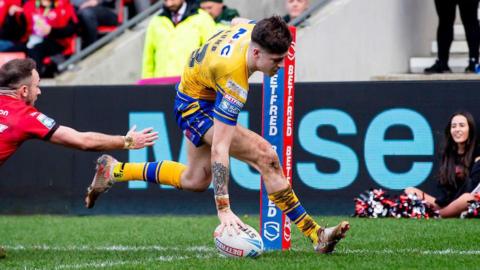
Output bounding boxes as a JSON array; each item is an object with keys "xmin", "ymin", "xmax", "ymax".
[
  {"xmin": 36, "ymin": 113, "xmax": 56, "ymax": 129},
  {"xmin": 220, "ymin": 99, "xmax": 240, "ymax": 115},
  {"xmin": 219, "ymin": 95, "xmax": 243, "ymax": 116},
  {"xmin": 0, "ymin": 124, "xmax": 8, "ymax": 133},
  {"xmin": 0, "ymin": 109, "xmax": 8, "ymax": 116},
  {"xmin": 223, "ymin": 95, "xmax": 243, "ymax": 108},
  {"xmin": 226, "ymin": 80, "xmax": 247, "ymax": 100}
]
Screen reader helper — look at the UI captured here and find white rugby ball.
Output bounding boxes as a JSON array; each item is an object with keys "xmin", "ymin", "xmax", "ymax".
[{"xmin": 213, "ymin": 223, "xmax": 264, "ymax": 258}]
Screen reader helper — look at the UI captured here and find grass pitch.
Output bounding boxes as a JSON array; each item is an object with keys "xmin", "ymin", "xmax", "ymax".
[{"xmin": 0, "ymin": 215, "xmax": 479, "ymax": 270}]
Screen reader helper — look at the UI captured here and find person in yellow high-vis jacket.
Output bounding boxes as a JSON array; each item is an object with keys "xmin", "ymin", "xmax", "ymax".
[{"xmin": 141, "ymin": 0, "xmax": 216, "ymax": 79}]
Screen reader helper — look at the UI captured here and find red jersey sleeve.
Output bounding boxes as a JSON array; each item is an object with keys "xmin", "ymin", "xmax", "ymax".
[{"xmin": 20, "ymin": 108, "xmax": 59, "ymax": 140}]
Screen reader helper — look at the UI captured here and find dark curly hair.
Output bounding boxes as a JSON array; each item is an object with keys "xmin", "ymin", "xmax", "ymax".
[{"xmin": 251, "ymin": 16, "xmax": 292, "ymax": 54}]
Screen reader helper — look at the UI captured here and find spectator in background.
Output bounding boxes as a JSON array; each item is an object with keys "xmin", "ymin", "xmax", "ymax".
[
  {"xmin": 142, "ymin": 0, "xmax": 215, "ymax": 79},
  {"xmin": 199, "ymin": 0, "xmax": 239, "ymax": 30},
  {"xmin": 0, "ymin": 0, "xmax": 26, "ymax": 52},
  {"xmin": 424, "ymin": 0, "xmax": 480, "ymax": 73},
  {"xmin": 283, "ymin": 0, "xmax": 309, "ymax": 24},
  {"xmin": 72, "ymin": 0, "xmax": 118, "ymax": 49},
  {"xmin": 405, "ymin": 111, "xmax": 480, "ymax": 217},
  {"xmin": 22, "ymin": 0, "xmax": 78, "ymax": 76}
]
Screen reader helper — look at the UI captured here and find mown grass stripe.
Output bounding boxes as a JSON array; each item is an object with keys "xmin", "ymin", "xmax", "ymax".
[
  {"xmin": 52, "ymin": 255, "xmax": 214, "ymax": 270},
  {"xmin": 5, "ymin": 245, "xmax": 480, "ymax": 256},
  {"xmin": 1, "ymin": 216, "xmax": 479, "ymax": 269}
]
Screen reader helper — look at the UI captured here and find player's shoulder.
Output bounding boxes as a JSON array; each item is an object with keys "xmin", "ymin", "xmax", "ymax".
[
  {"xmin": 208, "ymin": 42, "xmax": 248, "ymax": 79},
  {"xmin": 0, "ymin": 96, "xmax": 38, "ymax": 122},
  {"xmin": 17, "ymin": 104, "xmax": 39, "ymax": 120},
  {"xmin": 208, "ymin": 24, "xmax": 252, "ymax": 63},
  {"xmin": 195, "ymin": 23, "xmax": 252, "ymax": 80},
  {"xmin": 230, "ymin": 23, "xmax": 255, "ymax": 35},
  {"xmin": 0, "ymin": 95, "xmax": 27, "ymax": 110}
]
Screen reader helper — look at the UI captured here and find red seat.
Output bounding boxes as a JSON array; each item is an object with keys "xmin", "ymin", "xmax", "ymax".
[
  {"xmin": 97, "ymin": 25, "xmax": 118, "ymax": 34},
  {"xmin": 0, "ymin": 52, "xmax": 26, "ymax": 67}
]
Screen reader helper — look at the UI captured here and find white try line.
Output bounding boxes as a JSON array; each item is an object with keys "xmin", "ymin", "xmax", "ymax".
[
  {"xmin": 5, "ymin": 244, "xmax": 480, "ymax": 256},
  {"xmin": 3, "ymin": 244, "xmax": 214, "ymax": 252},
  {"xmin": 340, "ymin": 248, "xmax": 480, "ymax": 255}
]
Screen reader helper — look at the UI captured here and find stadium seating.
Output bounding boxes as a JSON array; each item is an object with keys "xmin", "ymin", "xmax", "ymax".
[
  {"xmin": 410, "ymin": 8, "xmax": 480, "ymax": 73},
  {"xmin": 43, "ymin": 36, "xmax": 78, "ymax": 66}
]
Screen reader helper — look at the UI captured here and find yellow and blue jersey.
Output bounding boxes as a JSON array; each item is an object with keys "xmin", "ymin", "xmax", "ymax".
[{"xmin": 178, "ymin": 23, "xmax": 254, "ymax": 126}]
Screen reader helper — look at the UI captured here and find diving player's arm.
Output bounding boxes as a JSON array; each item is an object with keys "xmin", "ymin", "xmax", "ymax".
[
  {"xmin": 49, "ymin": 125, "xmax": 158, "ymax": 151},
  {"xmin": 211, "ymin": 118, "xmax": 246, "ymax": 234}
]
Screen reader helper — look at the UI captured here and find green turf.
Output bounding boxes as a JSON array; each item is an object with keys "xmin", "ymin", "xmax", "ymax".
[{"xmin": 0, "ymin": 215, "xmax": 479, "ymax": 270}]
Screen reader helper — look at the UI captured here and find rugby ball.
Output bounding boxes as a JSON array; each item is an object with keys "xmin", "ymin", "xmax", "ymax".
[{"xmin": 213, "ymin": 223, "xmax": 264, "ymax": 258}]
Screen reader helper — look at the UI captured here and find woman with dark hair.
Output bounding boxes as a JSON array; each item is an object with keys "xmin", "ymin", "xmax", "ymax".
[{"xmin": 405, "ymin": 111, "xmax": 480, "ymax": 217}]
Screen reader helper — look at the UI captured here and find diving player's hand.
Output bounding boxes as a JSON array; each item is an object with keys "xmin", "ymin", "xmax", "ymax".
[
  {"xmin": 217, "ymin": 208, "xmax": 246, "ymax": 236},
  {"xmin": 124, "ymin": 125, "xmax": 159, "ymax": 149}
]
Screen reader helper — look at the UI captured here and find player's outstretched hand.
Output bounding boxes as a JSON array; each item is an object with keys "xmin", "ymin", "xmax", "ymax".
[
  {"xmin": 125, "ymin": 125, "xmax": 159, "ymax": 149},
  {"xmin": 217, "ymin": 209, "xmax": 246, "ymax": 236}
]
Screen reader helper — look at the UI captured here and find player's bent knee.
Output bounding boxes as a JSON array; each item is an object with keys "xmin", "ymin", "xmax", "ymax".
[
  {"xmin": 182, "ymin": 177, "xmax": 211, "ymax": 192},
  {"xmin": 256, "ymin": 143, "xmax": 281, "ymax": 173}
]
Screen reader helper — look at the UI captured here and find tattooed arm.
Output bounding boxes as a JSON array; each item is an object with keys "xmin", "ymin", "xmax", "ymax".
[{"xmin": 211, "ymin": 119, "xmax": 246, "ymax": 233}]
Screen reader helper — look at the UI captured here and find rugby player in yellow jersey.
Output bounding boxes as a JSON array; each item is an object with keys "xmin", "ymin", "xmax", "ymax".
[{"xmin": 85, "ymin": 16, "xmax": 349, "ymax": 254}]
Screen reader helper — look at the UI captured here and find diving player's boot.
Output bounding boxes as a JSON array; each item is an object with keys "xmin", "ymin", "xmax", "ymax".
[{"xmin": 85, "ymin": 155, "xmax": 117, "ymax": 209}]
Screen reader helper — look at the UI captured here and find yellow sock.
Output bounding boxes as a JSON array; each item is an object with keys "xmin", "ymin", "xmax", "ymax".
[
  {"xmin": 113, "ymin": 163, "xmax": 144, "ymax": 181},
  {"xmin": 157, "ymin": 161, "xmax": 186, "ymax": 189},
  {"xmin": 112, "ymin": 161, "xmax": 186, "ymax": 189},
  {"xmin": 268, "ymin": 186, "xmax": 321, "ymax": 243}
]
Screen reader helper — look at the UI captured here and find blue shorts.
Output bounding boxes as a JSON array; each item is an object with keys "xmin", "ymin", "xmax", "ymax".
[{"xmin": 174, "ymin": 90, "xmax": 215, "ymax": 147}]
